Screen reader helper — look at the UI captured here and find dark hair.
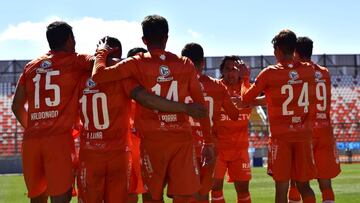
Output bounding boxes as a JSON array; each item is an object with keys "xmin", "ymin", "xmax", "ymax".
[
  {"xmin": 296, "ymin": 37, "xmax": 313, "ymax": 59},
  {"xmin": 98, "ymin": 36, "xmax": 122, "ymax": 58},
  {"xmin": 46, "ymin": 21, "xmax": 73, "ymax": 50},
  {"xmin": 271, "ymin": 29, "xmax": 297, "ymax": 56},
  {"xmin": 127, "ymin": 47, "xmax": 148, "ymax": 57},
  {"xmin": 219, "ymin": 55, "xmax": 241, "ymax": 74},
  {"xmin": 142, "ymin": 15, "xmax": 169, "ymax": 45},
  {"xmin": 181, "ymin": 43, "xmax": 204, "ymax": 68}
]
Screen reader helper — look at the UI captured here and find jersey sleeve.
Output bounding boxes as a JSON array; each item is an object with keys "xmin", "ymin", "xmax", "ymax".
[
  {"xmin": 17, "ymin": 73, "xmax": 26, "ymax": 87},
  {"xmin": 221, "ymin": 84, "xmax": 239, "ymax": 121},
  {"xmin": 92, "ymin": 50, "xmax": 138, "ymax": 84},
  {"xmin": 242, "ymin": 68, "xmax": 268, "ymax": 103},
  {"xmin": 121, "ymin": 78, "xmax": 141, "ymax": 98},
  {"xmin": 76, "ymin": 54, "xmax": 95, "ymax": 71},
  {"xmin": 188, "ymin": 64, "xmax": 213, "ymax": 143}
]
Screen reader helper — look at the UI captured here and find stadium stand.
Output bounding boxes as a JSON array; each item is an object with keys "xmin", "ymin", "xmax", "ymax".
[{"xmin": 0, "ymin": 55, "xmax": 359, "ymax": 164}]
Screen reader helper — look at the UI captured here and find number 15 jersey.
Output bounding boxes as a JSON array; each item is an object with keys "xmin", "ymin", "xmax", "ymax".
[
  {"xmin": 242, "ymin": 62, "xmax": 316, "ymax": 142},
  {"xmin": 18, "ymin": 51, "xmax": 93, "ymax": 139}
]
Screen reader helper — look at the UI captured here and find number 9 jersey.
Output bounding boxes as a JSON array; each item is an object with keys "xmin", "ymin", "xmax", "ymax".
[
  {"xmin": 242, "ymin": 62, "xmax": 316, "ymax": 142},
  {"xmin": 18, "ymin": 51, "xmax": 93, "ymax": 139}
]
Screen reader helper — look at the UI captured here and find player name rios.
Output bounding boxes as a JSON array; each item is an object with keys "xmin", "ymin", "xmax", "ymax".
[{"xmin": 30, "ymin": 110, "xmax": 59, "ymax": 120}]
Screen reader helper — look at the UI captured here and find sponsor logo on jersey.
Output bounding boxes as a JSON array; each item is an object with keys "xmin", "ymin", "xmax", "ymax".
[
  {"xmin": 157, "ymin": 65, "xmax": 174, "ymax": 82},
  {"xmin": 36, "ymin": 60, "xmax": 53, "ymax": 73}
]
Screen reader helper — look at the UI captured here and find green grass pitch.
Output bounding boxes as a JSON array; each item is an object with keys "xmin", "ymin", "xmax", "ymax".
[{"xmin": 0, "ymin": 164, "xmax": 359, "ymax": 202}]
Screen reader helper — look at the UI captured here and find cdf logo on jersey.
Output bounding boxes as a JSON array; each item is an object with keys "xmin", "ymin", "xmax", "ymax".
[
  {"xmin": 40, "ymin": 60, "xmax": 52, "ymax": 69},
  {"xmin": 86, "ymin": 78, "xmax": 96, "ymax": 88},
  {"xmin": 157, "ymin": 65, "xmax": 173, "ymax": 82},
  {"xmin": 83, "ymin": 78, "xmax": 99, "ymax": 94},
  {"xmin": 159, "ymin": 65, "xmax": 170, "ymax": 77},
  {"xmin": 36, "ymin": 60, "xmax": 53, "ymax": 73}
]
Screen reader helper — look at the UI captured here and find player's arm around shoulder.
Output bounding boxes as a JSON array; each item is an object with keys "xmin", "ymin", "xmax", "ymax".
[
  {"xmin": 242, "ymin": 66, "xmax": 270, "ymax": 103},
  {"xmin": 91, "ymin": 40, "xmax": 137, "ymax": 84}
]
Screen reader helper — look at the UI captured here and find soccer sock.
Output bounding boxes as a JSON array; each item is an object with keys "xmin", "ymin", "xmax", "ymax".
[
  {"xmin": 302, "ymin": 195, "xmax": 316, "ymax": 203},
  {"xmin": 237, "ymin": 192, "xmax": 251, "ymax": 203},
  {"xmin": 321, "ymin": 188, "xmax": 335, "ymax": 203},
  {"xmin": 211, "ymin": 190, "xmax": 225, "ymax": 203},
  {"xmin": 288, "ymin": 186, "xmax": 301, "ymax": 201}
]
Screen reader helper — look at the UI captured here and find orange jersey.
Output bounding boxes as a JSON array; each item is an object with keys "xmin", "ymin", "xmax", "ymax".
[
  {"xmin": 311, "ymin": 63, "xmax": 333, "ymax": 139},
  {"xmin": 216, "ymin": 79, "xmax": 252, "ymax": 149},
  {"xmin": 242, "ymin": 62, "xmax": 316, "ymax": 142},
  {"xmin": 78, "ymin": 77, "xmax": 138, "ymax": 151},
  {"xmin": 18, "ymin": 51, "xmax": 93, "ymax": 139},
  {"xmin": 92, "ymin": 49, "xmax": 212, "ymax": 143},
  {"xmin": 185, "ymin": 75, "xmax": 239, "ymax": 154}
]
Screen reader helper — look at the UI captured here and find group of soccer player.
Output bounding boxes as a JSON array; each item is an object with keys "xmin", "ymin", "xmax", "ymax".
[{"xmin": 11, "ymin": 14, "xmax": 340, "ymax": 203}]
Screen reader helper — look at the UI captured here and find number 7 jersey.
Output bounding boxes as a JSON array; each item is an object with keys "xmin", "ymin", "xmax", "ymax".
[
  {"xmin": 18, "ymin": 51, "xmax": 93, "ymax": 139},
  {"xmin": 242, "ymin": 62, "xmax": 316, "ymax": 142}
]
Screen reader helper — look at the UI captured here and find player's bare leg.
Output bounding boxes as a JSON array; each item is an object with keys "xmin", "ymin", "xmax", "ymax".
[
  {"xmin": 50, "ymin": 187, "xmax": 72, "ymax": 203},
  {"xmin": 234, "ymin": 181, "xmax": 251, "ymax": 203},
  {"xmin": 275, "ymin": 181, "xmax": 289, "ymax": 203},
  {"xmin": 295, "ymin": 181, "xmax": 315, "ymax": 203},
  {"xmin": 30, "ymin": 192, "xmax": 48, "ymax": 203},
  {"xmin": 211, "ymin": 179, "xmax": 225, "ymax": 203},
  {"xmin": 128, "ymin": 193, "xmax": 139, "ymax": 203},
  {"xmin": 317, "ymin": 179, "xmax": 334, "ymax": 203}
]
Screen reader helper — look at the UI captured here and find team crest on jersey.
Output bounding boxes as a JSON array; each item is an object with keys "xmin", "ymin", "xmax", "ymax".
[
  {"xmin": 314, "ymin": 71, "xmax": 325, "ymax": 83},
  {"xmin": 41, "ymin": 60, "xmax": 52, "ymax": 69},
  {"xmin": 36, "ymin": 60, "xmax": 53, "ymax": 73},
  {"xmin": 83, "ymin": 78, "xmax": 99, "ymax": 94},
  {"xmin": 289, "ymin": 70, "xmax": 299, "ymax": 80},
  {"xmin": 157, "ymin": 65, "xmax": 173, "ymax": 82},
  {"xmin": 315, "ymin": 71, "xmax": 322, "ymax": 79},
  {"xmin": 288, "ymin": 70, "xmax": 302, "ymax": 85},
  {"xmin": 159, "ymin": 65, "xmax": 170, "ymax": 77},
  {"xmin": 86, "ymin": 78, "xmax": 96, "ymax": 88}
]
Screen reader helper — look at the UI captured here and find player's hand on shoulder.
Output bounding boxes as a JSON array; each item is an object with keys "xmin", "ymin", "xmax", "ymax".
[
  {"xmin": 95, "ymin": 36, "xmax": 118, "ymax": 54},
  {"xmin": 185, "ymin": 103, "xmax": 207, "ymax": 118}
]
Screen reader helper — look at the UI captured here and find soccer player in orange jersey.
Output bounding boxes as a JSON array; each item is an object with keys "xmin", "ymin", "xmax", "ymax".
[
  {"xmin": 127, "ymin": 47, "xmax": 148, "ymax": 203},
  {"xmin": 287, "ymin": 37, "xmax": 341, "ymax": 203},
  {"xmin": 181, "ymin": 43, "xmax": 239, "ymax": 203},
  {"xmin": 92, "ymin": 15, "xmax": 215, "ymax": 203},
  {"xmin": 241, "ymin": 30, "xmax": 317, "ymax": 203},
  {"xmin": 211, "ymin": 56, "xmax": 253, "ymax": 203},
  {"xmin": 12, "ymin": 21, "xmax": 94, "ymax": 203},
  {"xmin": 78, "ymin": 37, "xmax": 207, "ymax": 203}
]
